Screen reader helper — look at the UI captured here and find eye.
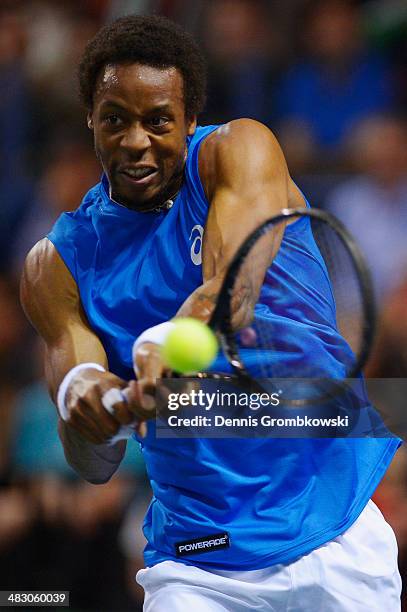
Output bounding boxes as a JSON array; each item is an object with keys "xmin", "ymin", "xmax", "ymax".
[
  {"xmin": 149, "ymin": 117, "xmax": 169, "ymax": 129},
  {"xmin": 103, "ymin": 114, "xmax": 123, "ymax": 127}
]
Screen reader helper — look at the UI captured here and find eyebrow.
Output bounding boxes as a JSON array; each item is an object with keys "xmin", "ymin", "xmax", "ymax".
[
  {"xmin": 147, "ymin": 104, "xmax": 174, "ymax": 113},
  {"xmin": 99, "ymin": 99, "xmax": 174, "ymax": 114}
]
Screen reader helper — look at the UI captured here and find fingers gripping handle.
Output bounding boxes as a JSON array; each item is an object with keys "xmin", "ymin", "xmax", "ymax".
[
  {"xmin": 101, "ymin": 388, "xmax": 139, "ymax": 445},
  {"xmin": 57, "ymin": 364, "xmax": 141, "ymax": 444}
]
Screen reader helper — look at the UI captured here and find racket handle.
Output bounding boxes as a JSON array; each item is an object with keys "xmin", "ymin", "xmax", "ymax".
[
  {"xmin": 109, "ymin": 423, "xmax": 137, "ymax": 445},
  {"xmin": 101, "ymin": 387, "xmax": 140, "ymax": 445}
]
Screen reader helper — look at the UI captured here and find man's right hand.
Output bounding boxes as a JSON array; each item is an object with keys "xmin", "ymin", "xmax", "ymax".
[
  {"xmin": 64, "ymin": 368, "xmax": 143, "ymax": 444},
  {"xmin": 131, "ymin": 341, "xmax": 172, "ymax": 417}
]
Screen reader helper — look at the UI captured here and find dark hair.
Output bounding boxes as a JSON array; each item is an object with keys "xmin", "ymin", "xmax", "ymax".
[{"xmin": 78, "ymin": 14, "xmax": 207, "ymax": 119}]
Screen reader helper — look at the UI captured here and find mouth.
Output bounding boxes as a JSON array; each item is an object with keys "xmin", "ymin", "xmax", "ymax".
[{"xmin": 119, "ymin": 166, "xmax": 158, "ymax": 186}]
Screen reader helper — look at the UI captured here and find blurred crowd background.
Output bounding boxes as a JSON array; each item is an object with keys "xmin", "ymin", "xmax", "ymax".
[{"xmin": 1, "ymin": 0, "xmax": 407, "ymax": 609}]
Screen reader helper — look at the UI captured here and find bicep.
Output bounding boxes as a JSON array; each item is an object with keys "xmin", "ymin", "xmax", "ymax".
[
  {"xmin": 200, "ymin": 121, "xmax": 291, "ymax": 324},
  {"xmin": 202, "ymin": 120, "xmax": 289, "ymax": 280},
  {"xmin": 20, "ymin": 238, "xmax": 108, "ymax": 399}
]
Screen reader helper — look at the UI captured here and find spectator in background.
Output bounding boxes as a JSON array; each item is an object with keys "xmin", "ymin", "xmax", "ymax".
[
  {"xmin": 367, "ymin": 283, "xmax": 407, "ymax": 609},
  {"xmin": 276, "ymin": 0, "xmax": 395, "ymax": 170},
  {"xmin": 23, "ymin": 3, "xmax": 98, "ymax": 165},
  {"xmin": 0, "ymin": 337, "xmax": 148, "ymax": 609},
  {"xmin": 0, "ymin": 5, "xmax": 35, "ymax": 271},
  {"xmin": 118, "ymin": 488, "xmax": 151, "ymax": 610},
  {"xmin": 367, "ymin": 279, "xmax": 407, "ymax": 378},
  {"xmin": 106, "ymin": 0, "xmax": 157, "ymax": 21},
  {"xmin": 325, "ymin": 114, "xmax": 407, "ymax": 303},
  {"xmin": 362, "ymin": 0, "xmax": 407, "ymax": 112},
  {"xmin": 200, "ymin": 0, "xmax": 280, "ymax": 126},
  {"xmin": 0, "ymin": 274, "xmax": 30, "ymax": 479},
  {"xmin": 0, "ymin": 5, "xmax": 29, "ymax": 175},
  {"xmin": 373, "ymin": 445, "xmax": 407, "ymax": 612},
  {"xmin": 11, "ymin": 140, "xmax": 100, "ymax": 278},
  {"xmin": 0, "ymin": 2, "xmax": 97, "ymax": 272}
]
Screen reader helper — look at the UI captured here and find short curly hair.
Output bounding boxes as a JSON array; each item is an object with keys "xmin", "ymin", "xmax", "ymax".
[{"xmin": 78, "ymin": 14, "xmax": 207, "ymax": 119}]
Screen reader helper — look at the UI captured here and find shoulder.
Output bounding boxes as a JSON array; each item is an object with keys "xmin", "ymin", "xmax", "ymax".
[
  {"xmin": 202, "ymin": 119, "xmax": 278, "ymax": 155},
  {"xmin": 21, "ymin": 238, "xmax": 78, "ymax": 304},
  {"xmin": 23, "ymin": 238, "xmax": 60, "ymax": 280},
  {"xmin": 21, "ymin": 239, "xmax": 78, "ymax": 322},
  {"xmin": 199, "ymin": 119, "xmax": 286, "ymax": 197}
]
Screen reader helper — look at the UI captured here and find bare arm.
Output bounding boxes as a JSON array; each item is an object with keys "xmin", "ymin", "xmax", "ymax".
[
  {"xmin": 180, "ymin": 120, "xmax": 292, "ymax": 320},
  {"xmin": 136, "ymin": 120, "xmax": 302, "ymax": 380},
  {"xmin": 20, "ymin": 238, "xmax": 142, "ymax": 483}
]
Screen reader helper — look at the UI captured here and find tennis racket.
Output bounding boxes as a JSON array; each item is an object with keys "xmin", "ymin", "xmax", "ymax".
[{"xmin": 194, "ymin": 207, "xmax": 376, "ymax": 408}]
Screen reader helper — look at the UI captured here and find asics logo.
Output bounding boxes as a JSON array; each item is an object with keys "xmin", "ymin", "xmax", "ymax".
[{"xmin": 190, "ymin": 224, "xmax": 204, "ymax": 266}]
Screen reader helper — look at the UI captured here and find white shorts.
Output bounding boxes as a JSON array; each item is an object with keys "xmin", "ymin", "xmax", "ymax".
[{"xmin": 136, "ymin": 500, "xmax": 401, "ymax": 611}]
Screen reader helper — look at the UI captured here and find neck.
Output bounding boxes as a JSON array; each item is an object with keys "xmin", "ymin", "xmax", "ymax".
[{"xmin": 109, "ymin": 169, "xmax": 184, "ymax": 213}]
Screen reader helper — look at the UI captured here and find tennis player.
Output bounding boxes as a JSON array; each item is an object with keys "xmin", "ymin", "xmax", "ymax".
[{"xmin": 21, "ymin": 15, "xmax": 401, "ymax": 611}]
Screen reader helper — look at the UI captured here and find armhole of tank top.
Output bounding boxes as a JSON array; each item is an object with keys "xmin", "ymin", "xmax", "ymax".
[
  {"xmin": 46, "ymin": 233, "xmax": 78, "ymax": 285},
  {"xmin": 185, "ymin": 126, "xmax": 221, "ymax": 221},
  {"xmin": 284, "ymin": 185, "xmax": 311, "ymax": 234}
]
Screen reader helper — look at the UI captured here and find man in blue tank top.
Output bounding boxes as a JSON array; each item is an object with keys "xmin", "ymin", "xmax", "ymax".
[{"xmin": 21, "ymin": 15, "xmax": 401, "ymax": 611}]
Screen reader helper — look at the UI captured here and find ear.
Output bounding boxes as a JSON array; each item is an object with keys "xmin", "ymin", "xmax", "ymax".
[
  {"xmin": 187, "ymin": 116, "xmax": 197, "ymax": 136},
  {"xmin": 87, "ymin": 112, "xmax": 94, "ymax": 130}
]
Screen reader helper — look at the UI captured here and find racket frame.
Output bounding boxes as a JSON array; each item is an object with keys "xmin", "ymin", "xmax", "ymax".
[{"xmin": 201, "ymin": 207, "xmax": 376, "ymax": 405}]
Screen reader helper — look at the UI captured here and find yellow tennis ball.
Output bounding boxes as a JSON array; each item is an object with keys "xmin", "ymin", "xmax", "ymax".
[{"xmin": 161, "ymin": 318, "xmax": 218, "ymax": 374}]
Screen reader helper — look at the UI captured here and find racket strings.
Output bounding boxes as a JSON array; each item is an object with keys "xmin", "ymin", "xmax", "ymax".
[
  {"xmin": 229, "ymin": 216, "xmax": 365, "ymax": 381},
  {"xmin": 311, "ymin": 218, "xmax": 365, "ymax": 362}
]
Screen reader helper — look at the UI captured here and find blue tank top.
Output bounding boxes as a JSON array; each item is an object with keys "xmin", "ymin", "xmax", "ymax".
[{"xmin": 48, "ymin": 125, "xmax": 400, "ymax": 571}]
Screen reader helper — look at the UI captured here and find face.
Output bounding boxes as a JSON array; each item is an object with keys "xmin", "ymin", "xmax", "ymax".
[
  {"xmin": 89, "ymin": 63, "xmax": 196, "ymax": 211},
  {"xmin": 306, "ymin": 3, "xmax": 359, "ymax": 61}
]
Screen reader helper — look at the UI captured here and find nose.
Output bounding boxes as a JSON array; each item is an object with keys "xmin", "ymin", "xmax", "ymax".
[{"xmin": 120, "ymin": 122, "xmax": 151, "ymax": 154}]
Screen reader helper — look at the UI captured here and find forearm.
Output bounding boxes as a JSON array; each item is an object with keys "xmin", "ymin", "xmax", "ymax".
[
  {"xmin": 58, "ymin": 420, "xmax": 125, "ymax": 484},
  {"xmin": 176, "ymin": 276, "xmax": 221, "ymax": 322},
  {"xmin": 176, "ymin": 275, "xmax": 254, "ymax": 329}
]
